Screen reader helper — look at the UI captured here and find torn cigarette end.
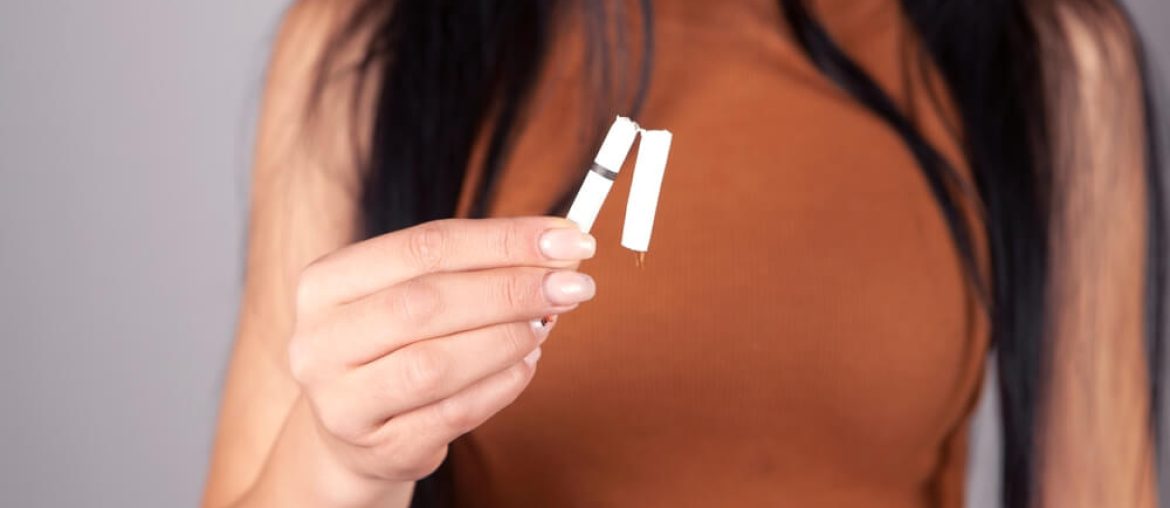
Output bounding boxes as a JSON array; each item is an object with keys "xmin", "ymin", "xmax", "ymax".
[{"xmin": 565, "ymin": 116, "xmax": 639, "ymax": 233}]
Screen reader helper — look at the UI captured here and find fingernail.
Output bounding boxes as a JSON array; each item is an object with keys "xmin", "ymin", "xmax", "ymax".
[
  {"xmin": 523, "ymin": 347, "xmax": 543, "ymax": 367},
  {"xmin": 543, "ymin": 271, "xmax": 596, "ymax": 305},
  {"xmin": 530, "ymin": 315, "xmax": 557, "ymax": 344},
  {"xmin": 539, "ymin": 228, "xmax": 596, "ymax": 261}
]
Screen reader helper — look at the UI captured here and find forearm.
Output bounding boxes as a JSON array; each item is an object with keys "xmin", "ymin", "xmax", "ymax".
[{"xmin": 227, "ymin": 397, "xmax": 415, "ymax": 508}]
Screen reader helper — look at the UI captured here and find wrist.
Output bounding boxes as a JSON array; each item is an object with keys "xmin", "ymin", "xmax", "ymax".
[
  {"xmin": 245, "ymin": 397, "xmax": 415, "ymax": 508},
  {"xmin": 301, "ymin": 400, "xmax": 417, "ymax": 508},
  {"xmin": 309, "ymin": 424, "xmax": 414, "ymax": 507}
]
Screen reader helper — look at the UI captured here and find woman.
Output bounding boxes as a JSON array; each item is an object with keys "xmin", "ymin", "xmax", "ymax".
[{"xmin": 202, "ymin": 0, "xmax": 1164, "ymax": 506}]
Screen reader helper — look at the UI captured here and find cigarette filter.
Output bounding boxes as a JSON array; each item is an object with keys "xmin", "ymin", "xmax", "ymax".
[
  {"xmin": 565, "ymin": 116, "xmax": 639, "ymax": 233},
  {"xmin": 621, "ymin": 129, "xmax": 672, "ymax": 252}
]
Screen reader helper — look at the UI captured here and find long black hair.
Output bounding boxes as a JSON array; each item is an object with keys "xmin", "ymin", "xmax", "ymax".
[{"xmin": 313, "ymin": 1, "xmax": 1165, "ymax": 506}]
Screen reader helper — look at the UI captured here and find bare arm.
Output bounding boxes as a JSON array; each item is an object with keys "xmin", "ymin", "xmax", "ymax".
[
  {"xmin": 1036, "ymin": 3, "xmax": 1157, "ymax": 506},
  {"xmin": 201, "ymin": 4, "xmax": 597, "ymax": 507},
  {"xmin": 201, "ymin": 1, "xmax": 379, "ymax": 505}
]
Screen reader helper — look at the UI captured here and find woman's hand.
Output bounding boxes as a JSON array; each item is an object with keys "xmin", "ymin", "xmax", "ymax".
[{"xmin": 286, "ymin": 216, "xmax": 595, "ymax": 492}]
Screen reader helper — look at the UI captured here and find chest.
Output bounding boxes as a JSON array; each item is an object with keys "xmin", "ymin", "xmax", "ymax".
[{"xmin": 452, "ymin": 4, "xmax": 988, "ymax": 504}]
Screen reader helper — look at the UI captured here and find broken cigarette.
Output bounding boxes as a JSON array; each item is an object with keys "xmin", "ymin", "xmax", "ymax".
[
  {"xmin": 565, "ymin": 116, "xmax": 639, "ymax": 233},
  {"xmin": 621, "ymin": 129, "xmax": 672, "ymax": 253},
  {"xmin": 538, "ymin": 117, "xmax": 671, "ymax": 329}
]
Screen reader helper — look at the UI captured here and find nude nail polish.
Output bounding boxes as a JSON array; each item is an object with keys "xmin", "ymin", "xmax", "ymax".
[{"xmin": 539, "ymin": 228, "xmax": 596, "ymax": 261}]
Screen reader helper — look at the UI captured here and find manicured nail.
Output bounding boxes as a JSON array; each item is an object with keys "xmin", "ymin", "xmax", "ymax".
[
  {"xmin": 523, "ymin": 347, "xmax": 543, "ymax": 367},
  {"xmin": 539, "ymin": 314, "xmax": 557, "ymax": 328},
  {"xmin": 530, "ymin": 315, "xmax": 557, "ymax": 344},
  {"xmin": 543, "ymin": 271, "xmax": 596, "ymax": 305},
  {"xmin": 539, "ymin": 228, "xmax": 596, "ymax": 261}
]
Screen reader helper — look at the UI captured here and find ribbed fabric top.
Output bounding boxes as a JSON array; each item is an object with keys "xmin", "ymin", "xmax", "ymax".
[{"xmin": 450, "ymin": 0, "xmax": 990, "ymax": 506}]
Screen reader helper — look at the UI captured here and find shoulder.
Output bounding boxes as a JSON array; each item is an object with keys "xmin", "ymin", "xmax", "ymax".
[
  {"xmin": 256, "ymin": 0, "xmax": 382, "ymax": 185},
  {"xmin": 266, "ymin": 0, "xmax": 374, "ymax": 96},
  {"xmin": 1044, "ymin": 2, "xmax": 1141, "ymax": 81},
  {"xmin": 276, "ymin": 0, "xmax": 361, "ymax": 48}
]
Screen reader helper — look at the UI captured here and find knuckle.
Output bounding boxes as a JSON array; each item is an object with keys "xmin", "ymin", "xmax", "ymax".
[
  {"xmin": 311, "ymin": 397, "xmax": 366, "ymax": 444},
  {"xmin": 499, "ymin": 323, "xmax": 538, "ymax": 359},
  {"xmin": 388, "ymin": 279, "xmax": 442, "ymax": 325},
  {"xmin": 508, "ymin": 361, "xmax": 535, "ymax": 387},
  {"xmin": 400, "ymin": 347, "xmax": 449, "ymax": 399},
  {"xmin": 294, "ymin": 261, "xmax": 325, "ymax": 312},
  {"xmin": 286, "ymin": 335, "xmax": 316, "ymax": 385},
  {"xmin": 407, "ymin": 222, "xmax": 446, "ymax": 272},
  {"xmin": 496, "ymin": 220, "xmax": 522, "ymax": 261},
  {"xmin": 370, "ymin": 420, "xmax": 408, "ymax": 457},
  {"xmin": 435, "ymin": 398, "xmax": 478, "ymax": 435},
  {"xmin": 499, "ymin": 271, "xmax": 542, "ymax": 312}
]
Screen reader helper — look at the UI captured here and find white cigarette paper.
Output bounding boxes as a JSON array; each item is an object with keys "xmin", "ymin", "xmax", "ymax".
[
  {"xmin": 565, "ymin": 116, "xmax": 639, "ymax": 233},
  {"xmin": 565, "ymin": 172, "xmax": 612, "ymax": 234},
  {"xmin": 621, "ymin": 129, "xmax": 672, "ymax": 252}
]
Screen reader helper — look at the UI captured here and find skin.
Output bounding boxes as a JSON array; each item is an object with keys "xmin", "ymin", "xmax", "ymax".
[
  {"xmin": 201, "ymin": 2, "xmax": 597, "ymax": 507},
  {"xmin": 1034, "ymin": 5, "xmax": 1155, "ymax": 506},
  {"xmin": 239, "ymin": 217, "xmax": 597, "ymax": 508}
]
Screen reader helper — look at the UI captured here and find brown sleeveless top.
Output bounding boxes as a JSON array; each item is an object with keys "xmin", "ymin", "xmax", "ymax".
[{"xmin": 451, "ymin": 0, "xmax": 990, "ymax": 506}]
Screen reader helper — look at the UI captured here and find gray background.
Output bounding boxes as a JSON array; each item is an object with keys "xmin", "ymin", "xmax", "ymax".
[{"xmin": 0, "ymin": 1, "xmax": 1165, "ymax": 506}]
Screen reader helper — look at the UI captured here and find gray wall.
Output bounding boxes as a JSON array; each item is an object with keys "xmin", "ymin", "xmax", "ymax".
[
  {"xmin": 0, "ymin": 1, "xmax": 1164, "ymax": 507},
  {"xmin": 0, "ymin": 1, "xmax": 285, "ymax": 506}
]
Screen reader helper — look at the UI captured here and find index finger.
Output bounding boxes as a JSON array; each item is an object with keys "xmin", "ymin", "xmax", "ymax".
[{"xmin": 298, "ymin": 216, "xmax": 595, "ymax": 308}]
